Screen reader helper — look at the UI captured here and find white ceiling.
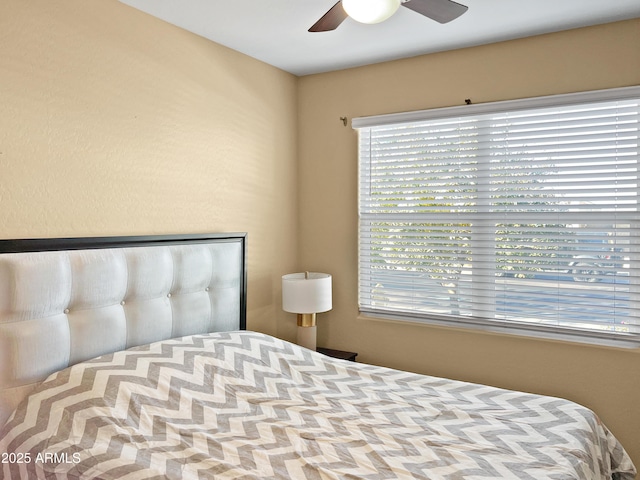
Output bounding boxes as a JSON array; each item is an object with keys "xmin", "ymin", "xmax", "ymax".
[{"xmin": 118, "ymin": 0, "xmax": 640, "ymax": 76}]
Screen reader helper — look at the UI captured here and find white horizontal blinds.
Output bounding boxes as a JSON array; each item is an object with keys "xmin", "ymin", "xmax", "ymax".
[
  {"xmin": 358, "ymin": 90, "xmax": 640, "ymax": 341},
  {"xmin": 359, "ymin": 117, "xmax": 480, "ymax": 318}
]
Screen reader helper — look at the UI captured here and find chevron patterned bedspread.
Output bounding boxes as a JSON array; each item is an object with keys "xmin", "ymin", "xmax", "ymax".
[{"xmin": 0, "ymin": 331, "xmax": 635, "ymax": 480}]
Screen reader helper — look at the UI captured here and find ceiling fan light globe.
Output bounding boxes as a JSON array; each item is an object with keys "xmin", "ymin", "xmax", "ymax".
[{"xmin": 342, "ymin": 0, "xmax": 401, "ymax": 24}]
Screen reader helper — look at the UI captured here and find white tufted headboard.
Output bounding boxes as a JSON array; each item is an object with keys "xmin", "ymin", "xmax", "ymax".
[{"xmin": 0, "ymin": 233, "xmax": 247, "ymax": 427}]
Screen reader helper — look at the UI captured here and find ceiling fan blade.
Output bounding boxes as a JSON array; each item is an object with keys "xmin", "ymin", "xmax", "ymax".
[
  {"xmin": 402, "ymin": 0, "xmax": 468, "ymax": 24},
  {"xmin": 309, "ymin": 1, "xmax": 348, "ymax": 32}
]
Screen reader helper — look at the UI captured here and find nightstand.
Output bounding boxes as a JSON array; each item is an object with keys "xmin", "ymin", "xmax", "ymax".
[{"xmin": 317, "ymin": 347, "xmax": 358, "ymax": 362}]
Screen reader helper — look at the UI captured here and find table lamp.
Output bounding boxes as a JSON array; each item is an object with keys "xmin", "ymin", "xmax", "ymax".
[{"xmin": 282, "ymin": 272, "xmax": 332, "ymax": 350}]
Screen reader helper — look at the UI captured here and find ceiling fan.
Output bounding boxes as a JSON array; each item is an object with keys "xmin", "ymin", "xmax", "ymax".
[{"xmin": 309, "ymin": 0, "xmax": 468, "ymax": 32}]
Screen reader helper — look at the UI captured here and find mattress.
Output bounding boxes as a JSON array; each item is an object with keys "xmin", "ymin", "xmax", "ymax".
[{"xmin": 0, "ymin": 331, "xmax": 635, "ymax": 479}]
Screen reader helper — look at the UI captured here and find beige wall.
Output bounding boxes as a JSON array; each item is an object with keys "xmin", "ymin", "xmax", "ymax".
[
  {"xmin": 0, "ymin": 0, "xmax": 299, "ymax": 335},
  {"xmin": 298, "ymin": 19, "xmax": 640, "ymax": 466}
]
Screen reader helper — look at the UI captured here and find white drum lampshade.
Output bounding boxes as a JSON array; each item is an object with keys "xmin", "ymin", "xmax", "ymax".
[{"xmin": 282, "ymin": 272, "xmax": 332, "ymax": 350}]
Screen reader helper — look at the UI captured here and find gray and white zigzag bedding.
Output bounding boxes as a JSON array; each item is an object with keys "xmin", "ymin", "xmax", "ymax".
[{"xmin": 0, "ymin": 331, "xmax": 635, "ymax": 479}]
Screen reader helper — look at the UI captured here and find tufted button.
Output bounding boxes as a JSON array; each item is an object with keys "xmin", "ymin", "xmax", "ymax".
[
  {"xmin": 121, "ymin": 300, "xmax": 125, "ymax": 306},
  {"xmin": 205, "ymin": 287, "xmax": 210, "ymax": 292},
  {"xmin": 167, "ymin": 293, "xmax": 172, "ymax": 298},
  {"xmin": 64, "ymin": 308, "xmax": 70, "ymax": 314}
]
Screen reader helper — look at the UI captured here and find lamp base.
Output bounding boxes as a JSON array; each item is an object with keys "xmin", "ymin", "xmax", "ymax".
[{"xmin": 296, "ymin": 325, "xmax": 317, "ymax": 351}]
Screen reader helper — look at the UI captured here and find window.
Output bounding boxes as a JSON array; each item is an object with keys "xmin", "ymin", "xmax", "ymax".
[{"xmin": 355, "ymin": 87, "xmax": 640, "ymax": 346}]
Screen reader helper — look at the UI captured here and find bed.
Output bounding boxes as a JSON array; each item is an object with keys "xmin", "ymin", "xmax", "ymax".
[{"xmin": 0, "ymin": 234, "xmax": 635, "ymax": 479}]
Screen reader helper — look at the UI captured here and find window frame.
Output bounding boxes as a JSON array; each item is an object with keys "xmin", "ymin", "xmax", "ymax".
[{"xmin": 354, "ymin": 86, "xmax": 640, "ymax": 348}]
